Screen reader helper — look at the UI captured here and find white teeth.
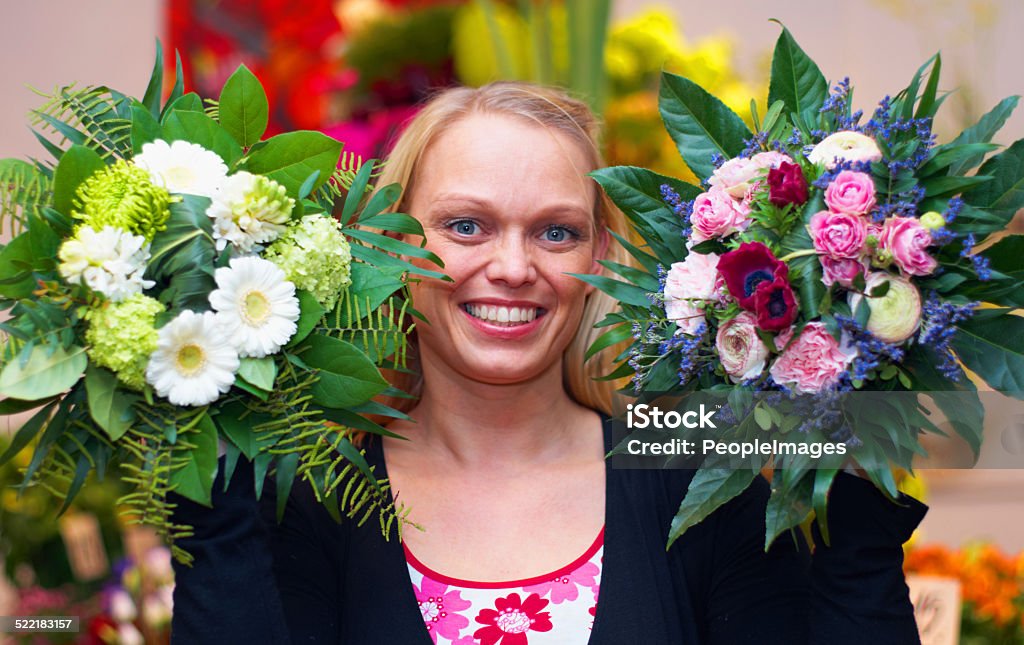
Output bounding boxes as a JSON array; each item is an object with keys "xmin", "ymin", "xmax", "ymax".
[{"xmin": 464, "ymin": 304, "xmax": 540, "ymax": 325}]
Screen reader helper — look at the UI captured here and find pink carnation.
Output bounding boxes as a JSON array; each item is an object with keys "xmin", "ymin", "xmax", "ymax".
[
  {"xmin": 769, "ymin": 322, "xmax": 854, "ymax": 394},
  {"xmin": 824, "ymin": 170, "xmax": 877, "ymax": 216},
  {"xmin": 690, "ymin": 188, "xmax": 751, "ymax": 242},
  {"xmin": 809, "ymin": 210, "xmax": 868, "ymax": 260},
  {"xmin": 877, "ymin": 216, "xmax": 937, "ymax": 276}
]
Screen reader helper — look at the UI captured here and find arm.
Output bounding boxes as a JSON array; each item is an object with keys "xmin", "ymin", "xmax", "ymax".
[
  {"xmin": 170, "ymin": 458, "xmax": 342, "ymax": 644},
  {"xmin": 807, "ymin": 472, "xmax": 926, "ymax": 645}
]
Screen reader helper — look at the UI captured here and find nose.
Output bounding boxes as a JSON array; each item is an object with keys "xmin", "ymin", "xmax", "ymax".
[{"xmin": 484, "ymin": 234, "xmax": 537, "ymax": 287}]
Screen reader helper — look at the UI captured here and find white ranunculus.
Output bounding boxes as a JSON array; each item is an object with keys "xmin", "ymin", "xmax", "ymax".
[
  {"xmin": 848, "ymin": 272, "xmax": 922, "ymax": 343},
  {"xmin": 808, "ymin": 131, "xmax": 882, "ymax": 169}
]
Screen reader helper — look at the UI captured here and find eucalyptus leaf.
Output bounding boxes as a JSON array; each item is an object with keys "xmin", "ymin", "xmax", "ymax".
[{"xmin": 0, "ymin": 344, "xmax": 87, "ymax": 400}]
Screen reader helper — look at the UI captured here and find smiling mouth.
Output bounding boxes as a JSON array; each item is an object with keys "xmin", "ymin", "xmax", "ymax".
[{"xmin": 462, "ymin": 304, "xmax": 544, "ymax": 326}]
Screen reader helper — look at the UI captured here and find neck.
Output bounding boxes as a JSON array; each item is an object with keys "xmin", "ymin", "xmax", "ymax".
[{"xmin": 397, "ymin": 353, "xmax": 596, "ymax": 471}]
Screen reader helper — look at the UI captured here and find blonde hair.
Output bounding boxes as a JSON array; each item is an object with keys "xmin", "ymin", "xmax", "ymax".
[{"xmin": 376, "ymin": 82, "xmax": 630, "ymax": 415}]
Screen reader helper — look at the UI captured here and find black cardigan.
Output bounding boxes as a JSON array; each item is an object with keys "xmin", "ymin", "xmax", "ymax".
[{"xmin": 170, "ymin": 419, "xmax": 926, "ymax": 644}]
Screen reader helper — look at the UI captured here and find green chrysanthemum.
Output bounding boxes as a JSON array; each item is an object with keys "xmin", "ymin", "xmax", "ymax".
[
  {"xmin": 264, "ymin": 214, "xmax": 352, "ymax": 310},
  {"xmin": 85, "ymin": 293, "xmax": 166, "ymax": 390},
  {"xmin": 73, "ymin": 160, "xmax": 174, "ymax": 242}
]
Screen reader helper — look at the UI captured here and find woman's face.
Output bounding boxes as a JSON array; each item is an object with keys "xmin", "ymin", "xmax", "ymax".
[{"xmin": 406, "ymin": 112, "xmax": 605, "ymax": 387}]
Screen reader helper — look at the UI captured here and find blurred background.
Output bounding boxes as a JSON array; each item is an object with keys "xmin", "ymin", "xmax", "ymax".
[{"xmin": 1, "ymin": 1, "xmax": 1022, "ymax": 643}]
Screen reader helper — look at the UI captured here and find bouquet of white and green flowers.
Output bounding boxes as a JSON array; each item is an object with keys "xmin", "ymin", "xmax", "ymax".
[{"xmin": 0, "ymin": 45, "xmax": 439, "ymax": 562}]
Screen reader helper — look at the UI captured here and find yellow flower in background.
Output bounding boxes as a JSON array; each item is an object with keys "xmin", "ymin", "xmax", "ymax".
[{"xmin": 452, "ymin": 1, "xmax": 533, "ymax": 87}]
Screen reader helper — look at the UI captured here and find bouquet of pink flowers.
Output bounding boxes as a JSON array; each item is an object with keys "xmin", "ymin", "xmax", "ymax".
[{"xmin": 586, "ymin": 26, "xmax": 1024, "ymax": 547}]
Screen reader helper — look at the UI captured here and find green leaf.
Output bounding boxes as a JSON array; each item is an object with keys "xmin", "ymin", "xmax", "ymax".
[
  {"xmin": 341, "ymin": 159, "xmax": 377, "ymax": 224},
  {"xmin": 0, "ymin": 400, "xmax": 58, "ymax": 465},
  {"xmin": 668, "ymin": 468, "xmax": 757, "ymax": 549},
  {"xmin": 0, "ymin": 234, "xmax": 39, "ymax": 299},
  {"xmin": 357, "ymin": 183, "xmax": 402, "ymax": 223},
  {"xmin": 812, "ymin": 468, "xmax": 837, "ymax": 546},
  {"xmin": 923, "ymin": 174, "xmax": 993, "ymax": 198},
  {"xmin": 767, "ymin": 25, "xmax": 829, "ymax": 121},
  {"xmin": 918, "ymin": 143, "xmax": 1000, "ymax": 178},
  {"xmin": 359, "ymin": 212, "xmax": 425, "ymax": 237},
  {"xmin": 216, "ymin": 401, "xmax": 269, "ymax": 460},
  {"xmin": 275, "ymin": 452, "xmax": 300, "ymax": 522},
  {"xmin": 319, "ymin": 407, "xmax": 406, "ymax": 440},
  {"xmin": 948, "ymin": 96, "xmax": 1019, "ymax": 175},
  {"xmin": 963, "ymin": 139, "xmax": 1024, "ymax": 218},
  {"xmin": 765, "ymin": 473, "xmax": 813, "ymax": 549},
  {"xmin": 342, "ymin": 264, "xmax": 404, "ymax": 318},
  {"xmin": 952, "ymin": 311, "xmax": 1024, "ymax": 397},
  {"xmin": 0, "ymin": 396, "xmax": 55, "ymax": 416},
  {"xmin": 219, "ymin": 64, "xmax": 269, "ymax": 148},
  {"xmin": 84, "ymin": 366, "xmax": 138, "ymax": 441},
  {"xmin": 568, "ymin": 273, "xmax": 651, "ymax": 307},
  {"xmin": 244, "ymin": 131, "xmax": 342, "ymax": 197},
  {"xmin": 130, "ymin": 101, "xmax": 163, "ymax": 154},
  {"xmin": 287, "ymin": 290, "xmax": 326, "ymax": 348},
  {"xmin": 585, "ymin": 324, "xmax": 631, "ymax": 361},
  {"xmin": 142, "ymin": 40, "xmax": 164, "ymax": 117},
  {"xmin": 238, "ymin": 357, "xmax": 277, "ymax": 391},
  {"xmin": 0, "ymin": 344, "xmax": 87, "ymax": 400},
  {"xmin": 169, "ymin": 412, "xmax": 219, "ymax": 507},
  {"xmin": 345, "ymin": 228, "xmax": 443, "ymax": 265},
  {"xmin": 658, "ymin": 72, "xmax": 753, "ymax": 181},
  {"xmin": 146, "ymin": 195, "xmax": 216, "ymax": 311},
  {"xmin": 915, "ymin": 53, "xmax": 942, "ymax": 119},
  {"xmin": 162, "ymin": 92, "xmax": 204, "ymax": 115},
  {"xmin": 162, "ymin": 110, "xmax": 243, "ymax": 167},
  {"xmin": 905, "ymin": 345, "xmax": 985, "ymax": 455},
  {"xmin": 52, "ymin": 145, "xmax": 105, "ymax": 216},
  {"xmin": 164, "ymin": 51, "xmax": 186, "ymax": 115},
  {"xmin": 301, "ymin": 334, "xmax": 389, "ymax": 409},
  {"xmin": 598, "ymin": 259, "xmax": 660, "ymax": 291}
]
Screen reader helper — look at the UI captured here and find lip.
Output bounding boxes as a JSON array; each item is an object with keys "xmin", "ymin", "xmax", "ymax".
[{"xmin": 459, "ymin": 299, "xmax": 547, "ymax": 340}]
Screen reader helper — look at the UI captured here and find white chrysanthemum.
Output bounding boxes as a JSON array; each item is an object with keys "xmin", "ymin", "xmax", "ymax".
[
  {"xmin": 133, "ymin": 139, "xmax": 228, "ymax": 198},
  {"xmin": 146, "ymin": 310, "xmax": 240, "ymax": 406},
  {"xmin": 208, "ymin": 256, "xmax": 300, "ymax": 358},
  {"xmin": 58, "ymin": 226, "xmax": 154, "ymax": 301},
  {"xmin": 205, "ymin": 171, "xmax": 294, "ymax": 252}
]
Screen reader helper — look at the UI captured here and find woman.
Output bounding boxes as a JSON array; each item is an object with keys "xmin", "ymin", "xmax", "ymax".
[{"xmin": 170, "ymin": 82, "xmax": 925, "ymax": 644}]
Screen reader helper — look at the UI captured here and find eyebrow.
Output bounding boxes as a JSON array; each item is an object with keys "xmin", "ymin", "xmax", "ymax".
[{"xmin": 426, "ymin": 193, "xmax": 593, "ymax": 221}]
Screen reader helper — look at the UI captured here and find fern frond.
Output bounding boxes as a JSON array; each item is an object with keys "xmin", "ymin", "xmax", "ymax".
[
  {"xmin": 30, "ymin": 85, "xmax": 131, "ymax": 160},
  {"xmin": 0, "ymin": 159, "xmax": 52, "ymax": 236},
  {"xmin": 310, "ymin": 153, "xmax": 386, "ymax": 207},
  {"xmin": 318, "ymin": 295, "xmax": 411, "ymax": 369},
  {"xmin": 203, "ymin": 98, "xmax": 220, "ymax": 121}
]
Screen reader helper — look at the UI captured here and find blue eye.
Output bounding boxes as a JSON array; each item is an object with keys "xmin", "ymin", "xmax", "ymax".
[
  {"xmin": 449, "ymin": 220, "xmax": 479, "ymax": 236},
  {"xmin": 544, "ymin": 226, "xmax": 577, "ymax": 243}
]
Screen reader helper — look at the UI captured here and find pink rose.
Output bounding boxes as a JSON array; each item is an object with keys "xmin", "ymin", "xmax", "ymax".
[
  {"xmin": 770, "ymin": 322, "xmax": 854, "ymax": 394},
  {"xmin": 809, "ymin": 211, "xmax": 868, "ymax": 259},
  {"xmin": 664, "ymin": 252, "xmax": 721, "ymax": 335},
  {"xmin": 716, "ymin": 312, "xmax": 769, "ymax": 382},
  {"xmin": 709, "ymin": 157, "xmax": 760, "ymax": 199},
  {"xmin": 750, "ymin": 151, "xmax": 794, "ymax": 170},
  {"xmin": 690, "ymin": 188, "xmax": 751, "ymax": 242},
  {"xmin": 824, "ymin": 170, "xmax": 877, "ymax": 216},
  {"xmin": 820, "ymin": 256, "xmax": 867, "ymax": 288},
  {"xmin": 877, "ymin": 216, "xmax": 937, "ymax": 276}
]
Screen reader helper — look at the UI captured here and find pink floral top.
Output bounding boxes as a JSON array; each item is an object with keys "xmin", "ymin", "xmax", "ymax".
[{"xmin": 406, "ymin": 528, "xmax": 604, "ymax": 645}]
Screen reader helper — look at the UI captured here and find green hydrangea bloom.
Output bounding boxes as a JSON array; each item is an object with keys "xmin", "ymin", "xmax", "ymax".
[
  {"xmin": 85, "ymin": 293, "xmax": 165, "ymax": 390},
  {"xmin": 264, "ymin": 214, "xmax": 352, "ymax": 310},
  {"xmin": 73, "ymin": 160, "xmax": 174, "ymax": 242}
]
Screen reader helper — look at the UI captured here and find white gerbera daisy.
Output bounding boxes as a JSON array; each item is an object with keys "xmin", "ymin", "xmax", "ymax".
[
  {"xmin": 205, "ymin": 171, "xmax": 294, "ymax": 252},
  {"xmin": 58, "ymin": 226, "xmax": 154, "ymax": 301},
  {"xmin": 208, "ymin": 256, "xmax": 300, "ymax": 358},
  {"xmin": 133, "ymin": 139, "xmax": 228, "ymax": 198},
  {"xmin": 146, "ymin": 310, "xmax": 240, "ymax": 406}
]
